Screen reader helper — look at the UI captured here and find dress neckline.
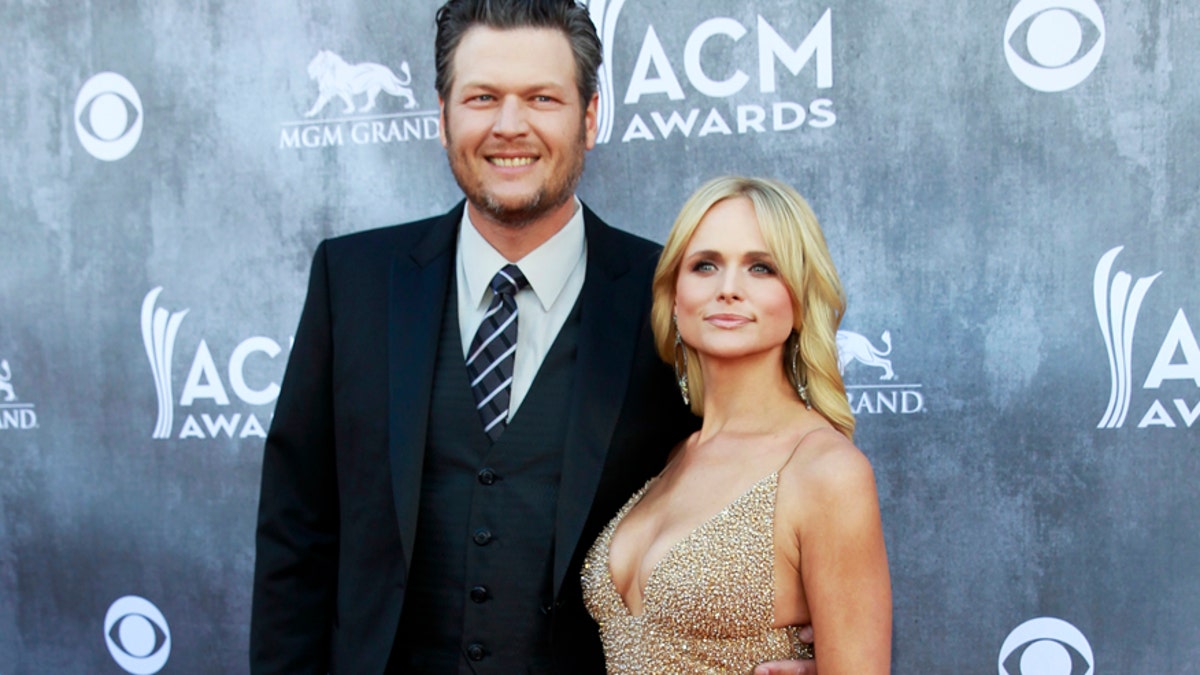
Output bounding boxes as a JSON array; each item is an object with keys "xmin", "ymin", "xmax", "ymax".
[{"xmin": 605, "ymin": 470, "xmax": 780, "ymax": 618}]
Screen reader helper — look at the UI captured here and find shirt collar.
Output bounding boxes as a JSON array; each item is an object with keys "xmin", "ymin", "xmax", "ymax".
[{"xmin": 459, "ymin": 199, "xmax": 586, "ymax": 312}]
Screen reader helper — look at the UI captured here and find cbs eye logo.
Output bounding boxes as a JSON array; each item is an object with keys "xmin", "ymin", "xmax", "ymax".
[
  {"xmin": 103, "ymin": 595, "xmax": 171, "ymax": 674},
  {"xmin": 75, "ymin": 72, "xmax": 143, "ymax": 161},
  {"xmin": 998, "ymin": 617, "xmax": 1093, "ymax": 675},
  {"xmin": 1004, "ymin": 0, "xmax": 1105, "ymax": 92}
]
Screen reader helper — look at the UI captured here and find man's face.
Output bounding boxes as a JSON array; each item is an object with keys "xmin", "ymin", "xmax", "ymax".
[{"xmin": 440, "ymin": 26, "xmax": 598, "ymax": 228}]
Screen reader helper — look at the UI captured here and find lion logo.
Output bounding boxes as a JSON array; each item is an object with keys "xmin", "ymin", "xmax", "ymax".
[
  {"xmin": 304, "ymin": 50, "xmax": 418, "ymax": 117},
  {"xmin": 837, "ymin": 330, "xmax": 896, "ymax": 381},
  {"xmin": 0, "ymin": 359, "xmax": 17, "ymax": 402}
]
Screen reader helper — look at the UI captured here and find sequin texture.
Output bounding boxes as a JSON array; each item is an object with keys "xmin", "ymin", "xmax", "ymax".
[{"xmin": 581, "ymin": 472, "xmax": 813, "ymax": 673}]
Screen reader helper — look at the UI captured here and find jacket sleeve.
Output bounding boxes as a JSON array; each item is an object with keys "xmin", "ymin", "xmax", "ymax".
[{"xmin": 250, "ymin": 241, "xmax": 339, "ymax": 674}]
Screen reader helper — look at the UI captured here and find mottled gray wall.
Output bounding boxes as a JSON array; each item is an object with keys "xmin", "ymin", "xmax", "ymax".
[{"xmin": 1, "ymin": 0, "xmax": 1196, "ymax": 672}]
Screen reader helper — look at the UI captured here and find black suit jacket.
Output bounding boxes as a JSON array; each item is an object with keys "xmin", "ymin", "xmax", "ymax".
[{"xmin": 251, "ymin": 202, "xmax": 696, "ymax": 674}]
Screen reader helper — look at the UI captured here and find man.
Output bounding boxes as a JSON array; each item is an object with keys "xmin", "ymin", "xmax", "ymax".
[{"xmin": 251, "ymin": 1, "xmax": 816, "ymax": 672}]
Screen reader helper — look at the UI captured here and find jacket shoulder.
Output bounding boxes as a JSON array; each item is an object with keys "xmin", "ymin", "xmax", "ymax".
[
  {"xmin": 582, "ymin": 206, "xmax": 664, "ymax": 279},
  {"xmin": 323, "ymin": 214, "xmax": 440, "ymax": 255},
  {"xmin": 585, "ymin": 207, "xmax": 661, "ymax": 251},
  {"xmin": 606, "ymin": 226, "xmax": 662, "ymax": 258}
]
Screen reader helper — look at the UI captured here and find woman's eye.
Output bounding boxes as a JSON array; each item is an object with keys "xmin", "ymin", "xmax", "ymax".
[
  {"xmin": 750, "ymin": 262, "xmax": 775, "ymax": 274},
  {"xmin": 692, "ymin": 261, "xmax": 716, "ymax": 272}
]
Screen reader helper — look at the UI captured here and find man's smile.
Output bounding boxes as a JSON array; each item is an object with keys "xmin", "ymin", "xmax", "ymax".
[{"xmin": 488, "ymin": 156, "xmax": 537, "ymax": 168}]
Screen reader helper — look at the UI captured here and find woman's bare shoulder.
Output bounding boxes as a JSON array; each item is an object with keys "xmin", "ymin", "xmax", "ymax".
[{"xmin": 780, "ymin": 427, "xmax": 879, "ymax": 508}]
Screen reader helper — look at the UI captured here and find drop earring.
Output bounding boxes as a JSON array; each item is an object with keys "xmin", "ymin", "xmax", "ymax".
[
  {"xmin": 790, "ymin": 334, "xmax": 812, "ymax": 409},
  {"xmin": 673, "ymin": 316, "xmax": 690, "ymax": 406}
]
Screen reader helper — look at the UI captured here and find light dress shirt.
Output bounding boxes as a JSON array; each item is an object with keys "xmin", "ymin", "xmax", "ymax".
[{"xmin": 455, "ymin": 199, "xmax": 587, "ymax": 419}]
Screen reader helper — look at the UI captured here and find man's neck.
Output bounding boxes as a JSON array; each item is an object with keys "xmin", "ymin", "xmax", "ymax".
[{"xmin": 466, "ymin": 197, "xmax": 579, "ymax": 262}]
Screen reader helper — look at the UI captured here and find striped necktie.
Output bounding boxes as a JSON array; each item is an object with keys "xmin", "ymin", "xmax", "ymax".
[{"xmin": 466, "ymin": 264, "xmax": 529, "ymax": 442}]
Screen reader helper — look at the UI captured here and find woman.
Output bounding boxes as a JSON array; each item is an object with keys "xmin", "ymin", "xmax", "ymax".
[{"xmin": 581, "ymin": 176, "xmax": 891, "ymax": 673}]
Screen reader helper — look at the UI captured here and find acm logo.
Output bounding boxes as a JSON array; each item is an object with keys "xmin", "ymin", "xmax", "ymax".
[
  {"xmin": 141, "ymin": 287, "xmax": 289, "ymax": 440},
  {"xmin": 586, "ymin": 0, "xmax": 835, "ymax": 143},
  {"xmin": 1094, "ymin": 247, "xmax": 1199, "ymax": 429}
]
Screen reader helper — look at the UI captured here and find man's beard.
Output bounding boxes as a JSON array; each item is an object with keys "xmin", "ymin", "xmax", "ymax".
[{"xmin": 446, "ymin": 129, "xmax": 587, "ymax": 228}]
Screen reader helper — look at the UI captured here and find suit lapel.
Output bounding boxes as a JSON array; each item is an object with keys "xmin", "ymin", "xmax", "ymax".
[
  {"xmin": 388, "ymin": 203, "xmax": 462, "ymax": 573},
  {"xmin": 553, "ymin": 207, "xmax": 647, "ymax": 597}
]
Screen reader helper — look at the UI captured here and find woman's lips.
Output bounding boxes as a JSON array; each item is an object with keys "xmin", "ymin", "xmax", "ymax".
[{"xmin": 705, "ymin": 314, "xmax": 751, "ymax": 328}]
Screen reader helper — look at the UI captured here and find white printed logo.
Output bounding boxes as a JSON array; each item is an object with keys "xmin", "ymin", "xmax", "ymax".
[
  {"xmin": 0, "ymin": 359, "xmax": 17, "ymax": 402},
  {"xmin": 304, "ymin": 50, "xmax": 418, "ymax": 116},
  {"xmin": 998, "ymin": 617, "xmax": 1093, "ymax": 675},
  {"xmin": 586, "ymin": 0, "xmax": 624, "ymax": 145},
  {"xmin": 141, "ymin": 287, "xmax": 288, "ymax": 440},
  {"xmin": 142, "ymin": 288, "xmax": 189, "ymax": 439},
  {"xmin": 104, "ymin": 596, "xmax": 171, "ymax": 674},
  {"xmin": 281, "ymin": 50, "xmax": 439, "ymax": 149},
  {"xmin": 586, "ymin": 1, "xmax": 835, "ymax": 144},
  {"xmin": 838, "ymin": 330, "xmax": 896, "ymax": 381},
  {"xmin": 1004, "ymin": 0, "xmax": 1105, "ymax": 92},
  {"xmin": 1094, "ymin": 246, "xmax": 1160, "ymax": 428},
  {"xmin": 837, "ymin": 329, "xmax": 925, "ymax": 415},
  {"xmin": 0, "ymin": 359, "xmax": 38, "ymax": 431},
  {"xmin": 75, "ymin": 72, "xmax": 144, "ymax": 161},
  {"xmin": 1094, "ymin": 247, "xmax": 1199, "ymax": 429}
]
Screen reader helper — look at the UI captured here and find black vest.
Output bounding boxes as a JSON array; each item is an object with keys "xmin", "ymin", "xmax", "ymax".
[{"xmin": 392, "ymin": 283, "xmax": 581, "ymax": 674}]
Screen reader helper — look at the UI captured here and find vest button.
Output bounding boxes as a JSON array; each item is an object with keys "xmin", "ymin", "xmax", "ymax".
[
  {"xmin": 472, "ymin": 528, "xmax": 493, "ymax": 546},
  {"xmin": 466, "ymin": 642, "xmax": 486, "ymax": 661},
  {"xmin": 477, "ymin": 468, "xmax": 497, "ymax": 485},
  {"xmin": 470, "ymin": 585, "xmax": 490, "ymax": 603}
]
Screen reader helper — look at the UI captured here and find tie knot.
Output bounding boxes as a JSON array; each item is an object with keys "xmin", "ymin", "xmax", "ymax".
[{"xmin": 490, "ymin": 264, "xmax": 529, "ymax": 297}]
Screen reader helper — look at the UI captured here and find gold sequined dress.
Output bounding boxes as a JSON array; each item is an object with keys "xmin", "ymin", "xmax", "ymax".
[{"xmin": 581, "ymin": 471, "xmax": 812, "ymax": 674}]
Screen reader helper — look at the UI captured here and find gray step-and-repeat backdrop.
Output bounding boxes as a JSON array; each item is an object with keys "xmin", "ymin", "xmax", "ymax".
[{"xmin": 2, "ymin": 0, "xmax": 1196, "ymax": 672}]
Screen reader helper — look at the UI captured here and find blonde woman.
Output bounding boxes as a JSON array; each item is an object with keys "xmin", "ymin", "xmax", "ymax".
[{"xmin": 582, "ymin": 177, "xmax": 891, "ymax": 673}]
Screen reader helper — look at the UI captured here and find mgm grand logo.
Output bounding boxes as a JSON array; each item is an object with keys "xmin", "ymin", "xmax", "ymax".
[
  {"xmin": 0, "ymin": 359, "xmax": 38, "ymax": 431},
  {"xmin": 837, "ymin": 330, "xmax": 925, "ymax": 415},
  {"xmin": 280, "ymin": 50, "xmax": 440, "ymax": 149}
]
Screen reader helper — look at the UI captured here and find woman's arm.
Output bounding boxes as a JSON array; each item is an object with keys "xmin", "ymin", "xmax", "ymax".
[{"xmin": 792, "ymin": 438, "xmax": 892, "ymax": 674}]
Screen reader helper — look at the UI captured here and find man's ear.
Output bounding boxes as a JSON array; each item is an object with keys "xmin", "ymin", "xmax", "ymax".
[
  {"xmin": 583, "ymin": 92, "xmax": 599, "ymax": 150},
  {"xmin": 438, "ymin": 96, "xmax": 449, "ymax": 148}
]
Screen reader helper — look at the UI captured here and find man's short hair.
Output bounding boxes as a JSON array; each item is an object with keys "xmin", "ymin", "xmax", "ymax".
[{"xmin": 435, "ymin": 0, "xmax": 603, "ymax": 106}]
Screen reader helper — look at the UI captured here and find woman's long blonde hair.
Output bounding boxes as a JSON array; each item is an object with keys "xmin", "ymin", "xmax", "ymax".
[{"xmin": 651, "ymin": 176, "xmax": 855, "ymax": 439}]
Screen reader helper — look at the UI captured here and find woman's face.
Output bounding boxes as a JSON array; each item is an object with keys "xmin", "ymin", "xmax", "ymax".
[{"xmin": 674, "ymin": 197, "xmax": 796, "ymax": 363}]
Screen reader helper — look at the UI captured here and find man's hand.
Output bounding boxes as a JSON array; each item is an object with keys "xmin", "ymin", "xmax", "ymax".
[{"xmin": 753, "ymin": 624, "xmax": 816, "ymax": 675}]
